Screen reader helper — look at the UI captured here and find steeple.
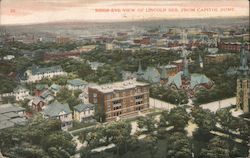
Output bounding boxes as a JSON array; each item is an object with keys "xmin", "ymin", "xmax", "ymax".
[
  {"xmin": 238, "ymin": 43, "xmax": 249, "ymax": 76},
  {"xmin": 160, "ymin": 66, "xmax": 167, "ymax": 79},
  {"xmin": 183, "ymin": 55, "xmax": 190, "ymax": 78},
  {"xmin": 137, "ymin": 60, "xmax": 144, "ymax": 76}
]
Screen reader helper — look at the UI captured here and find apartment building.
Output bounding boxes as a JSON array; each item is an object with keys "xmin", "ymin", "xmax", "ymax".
[{"xmin": 88, "ymin": 79, "xmax": 150, "ymax": 121}]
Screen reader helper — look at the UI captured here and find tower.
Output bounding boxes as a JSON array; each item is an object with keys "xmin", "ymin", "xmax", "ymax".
[
  {"xmin": 236, "ymin": 43, "xmax": 250, "ymax": 113},
  {"xmin": 137, "ymin": 60, "xmax": 144, "ymax": 79},
  {"xmin": 183, "ymin": 54, "xmax": 190, "ymax": 79}
]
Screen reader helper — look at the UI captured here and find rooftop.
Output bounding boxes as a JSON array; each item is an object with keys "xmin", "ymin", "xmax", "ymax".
[
  {"xmin": 67, "ymin": 79, "xmax": 87, "ymax": 87},
  {"xmin": 0, "ymin": 104, "xmax": 25, "ymax": 114},
  {"xmin": 31, "ymin": 65, "xmax": 63, "ymax": 75},
  {"xmin": 43, "ymin": 101, "xmax": 71, "ymax": 117},
  {"xmin": 74, "ymin": 103, "xmax": 95, "ymax": 112},
  {"xmin": 89, "ymin": 79, "xmax": 149, "ymax": 93}
]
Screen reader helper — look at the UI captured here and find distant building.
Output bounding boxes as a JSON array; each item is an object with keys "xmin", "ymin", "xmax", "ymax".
[
  {"xmin": 236, "ymin": 44, "xmax": 250, "ymax": 113},
  {"xmin": 88, "ymin": 79, "xmax": 150, "ymax": 121},
  {"xmin": 219, "ymin": 42, "xmax": 250, "ymax": 52},
  {"xmin": 205, "ymin": 54, "xmax": 232, "ymax": 64},
  {"xmin": 56, "ymin": 36, "xmax": 71, "ymax": 44},
  {"xmin": 24, "ymin": 65, "xmax": 67, "ymax": 82},
  {"xmin": 67, "ymin": 79, "xmax": 87, "ymax": 91},
  {"xmin": 43, "ymin": 101, "xmax": 73, "ymax": 130},
  {"xmin": 34, "ymin": 84, "xmax": 49, "ymax": 96},
  {"xmin": 87, "ymin": 61, "xmax": 105, "ymax": 71},
  {"xmin": 0, "ymin": 103, "xmax": 26, "ymax": 130},
  {"xmin": 3, "ymin": 55, "xmax": 15, "ymax": 60},
  {"xmin": 49, "ymin": 84, "xmax": 61, "ymax": 95},
  {"xmin": 74, "ymin": 103, "xmax": 95, "ymax": 122},
  {"xmin": 1, "ymin": 86, "xmax": 30, "ymax": 101}
]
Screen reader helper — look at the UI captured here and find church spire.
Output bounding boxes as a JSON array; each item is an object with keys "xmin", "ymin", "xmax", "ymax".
[
  {"xmin": 183, "ymin": 55, "xmax": 190, "ymax": 78},
  {"xmin": 238, "ymin": 43, "xmax": 249, "ymax": 76},
  {"xmin": 137, "ymin": 59, "xmax": 143, "ymax": 76}
]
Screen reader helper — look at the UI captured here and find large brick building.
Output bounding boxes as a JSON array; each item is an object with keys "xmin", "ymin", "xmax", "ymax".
[
  {"xmin": 218, "ymin": 42, "xmax": 250, "ymax": 52},
  {"xmin": 88, "ymin": 79, "xmax": 150, "ymax": 121}
]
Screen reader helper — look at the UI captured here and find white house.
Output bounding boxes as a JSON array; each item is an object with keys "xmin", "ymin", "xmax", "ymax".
[
  {"xmin": 43, "ymin": 101, "xmax": 73, "ymax": 130},
  {"xmin": 73, "ymin": 103, "xmax": 95, "ymax": 122},
  {"xmin": 24, "ymin": 65, "xmax": 67, "ymax": 82},
  {"xmin": 3, "ymin": 55, "xmax": 15, "ymax": 60},
  {"xmin": 0, "ymin": 86, "xmax": 30, "ymax": 101},
  {"xmin": 14, "ymin": 86, "xmax": 30, "ymax": 101}
]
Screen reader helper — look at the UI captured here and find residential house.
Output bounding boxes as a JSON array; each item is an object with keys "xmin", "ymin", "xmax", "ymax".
[
  {"xmin": 24, "ymin": 65, "xmax": 67, "ymax": 82},
  {"xmin": 73, "ymin": 103, "xmax": 95, "ymax": 122},
  {"xmin": 67, "ymin": 79, "xmax": 87, "ymax": 91},
  {"xmin": 49, "ymin": 84, "xmax": 61, "ymax": 95},
  {"xmin": 43, "ymin": 101, "xmax": 73, "ymax": 130},
  {"xmin": 34, "ymin": 84, "xmax": 48, "ymax": 96},
  {"xmin": 40, "ymin": 90, "xmax": 54, "ymax": 103}
]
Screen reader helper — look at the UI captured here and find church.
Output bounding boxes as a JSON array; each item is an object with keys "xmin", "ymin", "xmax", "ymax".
[{"xmin": 236, "ymin": 43, "xmax": 250, "ymax": 113}]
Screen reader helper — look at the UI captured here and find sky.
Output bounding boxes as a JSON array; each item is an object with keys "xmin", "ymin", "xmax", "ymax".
[{"xmin": 0, "ymin": 0, "xmax": 249, "ymax": 25}]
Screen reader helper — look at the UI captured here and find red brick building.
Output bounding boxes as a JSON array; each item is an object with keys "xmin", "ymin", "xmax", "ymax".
[
  {"xmin": 218, "ymin": 42, "xmax": 250, "ymax": 52},
  {"xmin": 88, "ymin": 80, "xmax": 150, "ymax": 121}
]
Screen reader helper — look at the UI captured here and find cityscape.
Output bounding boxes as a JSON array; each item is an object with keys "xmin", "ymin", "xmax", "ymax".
[{"xmin": 0, "ymin": 0, "xmax": 250, "ymax": 158}]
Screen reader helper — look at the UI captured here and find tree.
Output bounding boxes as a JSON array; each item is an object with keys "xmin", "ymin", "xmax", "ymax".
[
  {"xmin": 201, "ymin": 137, "xmax": 230, "ymax": 158},
  {"xmin": 137, "ymin": 117, "xmax": 156, "ymax": 134},
  {"xmin": 0, "ymin": 118, "xmax": 76, "ymax": 158},
  {"xmin": 162, "ymin": 107, "xmax": 190, "ymax": 132},
  {"xmin": 215, "ymin": 108, "xmax": 234, "ymax": 133},
  {"xmin": 142, "ymin": 135, "xmax": 158, "ymax": 158},
  {"xmin": 192, "ymin": 107, "xmax": 215, "ymax": 139},
  {"xmin": 166, "ymin": 132, "xmax": 192, "ymax": 158}
]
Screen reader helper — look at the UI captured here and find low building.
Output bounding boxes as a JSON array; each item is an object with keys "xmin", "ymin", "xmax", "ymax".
[
  {"xmin": 67, "ymin": 79, "xmax": 87, "ymax": 90},
  {"xmin": 205, "ymin": 54, "xmax": 232, "ymax": 64},
  {"xmin": 0, "ymin": 103, "xmax": 26, "ymax": 130},
  {"xmin": 74, "ymin": 103, "xmax": 95, "ymax": 122},
  {"xmin": 34, "ymin": 84, "xmax": 49, "ymax": 96},
  {"xmin": 3, "ymin": 55, "xmax": 15, "ymax": 60},
  {"xmin": 40, "ymin": 90, "xmax": 54, "ymax": 103},
  {"xmin": 1, "ymin": 86, "xmax": 30, "ymax": 101},
  {"xmin": 24, "ymin": 65, "xmax": 67, "ymax": 82},
  {"xmin": 49, "ymin": 84, "xmax": 61, "ymax": 95},
  {"xmin": 43, "ymin": 101, "xmax": 73, "ymax": 130},
  {"xmin": 88, "ymin": 79, "xmax": 150, "ymax": 121}
]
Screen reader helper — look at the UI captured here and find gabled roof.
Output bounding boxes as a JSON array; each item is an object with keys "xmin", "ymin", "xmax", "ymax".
[
  {"xmin": 32, "ymin": 97, "xmax": 44, "ymax": 105},
  {"xmin": 190, "ymin": 73, "xmax": 211, "ymax": 89},
  {"xmin": 43, "ymin": 101, "xmax": 71, "ymax": 117},
  {"xmin": 74, "ymin": 103, "xmax": 95, "ymax": 112},
  {"xmin": 143, "ymin": 67, "xmax": 160, "ymax": 83},
  {"xmin": 167, "ymin": 71, "xmax": 182, "ymax": 89},
  {"xmin": 50, "ymin": 84, "xmax": 61, "ymax": 91},
  {"xmin": 41, "ymin": 90, "xmax": 52, "ymax": 99}
]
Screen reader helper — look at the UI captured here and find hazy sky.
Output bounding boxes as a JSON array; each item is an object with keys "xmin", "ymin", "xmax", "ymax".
[{"xmin": 1, "ymin": 0, "xmax": 249, "ymax": 25}]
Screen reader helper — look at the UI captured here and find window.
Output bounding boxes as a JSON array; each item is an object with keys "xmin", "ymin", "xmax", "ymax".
[{"xmin": 135, "ymin": 95, "xmax": 143, "ymax": 99}]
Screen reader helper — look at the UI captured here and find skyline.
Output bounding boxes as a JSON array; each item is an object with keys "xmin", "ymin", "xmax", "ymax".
[{"xmin": 0, "ymin": 0, "xmax": 249, "ymax": 25}]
